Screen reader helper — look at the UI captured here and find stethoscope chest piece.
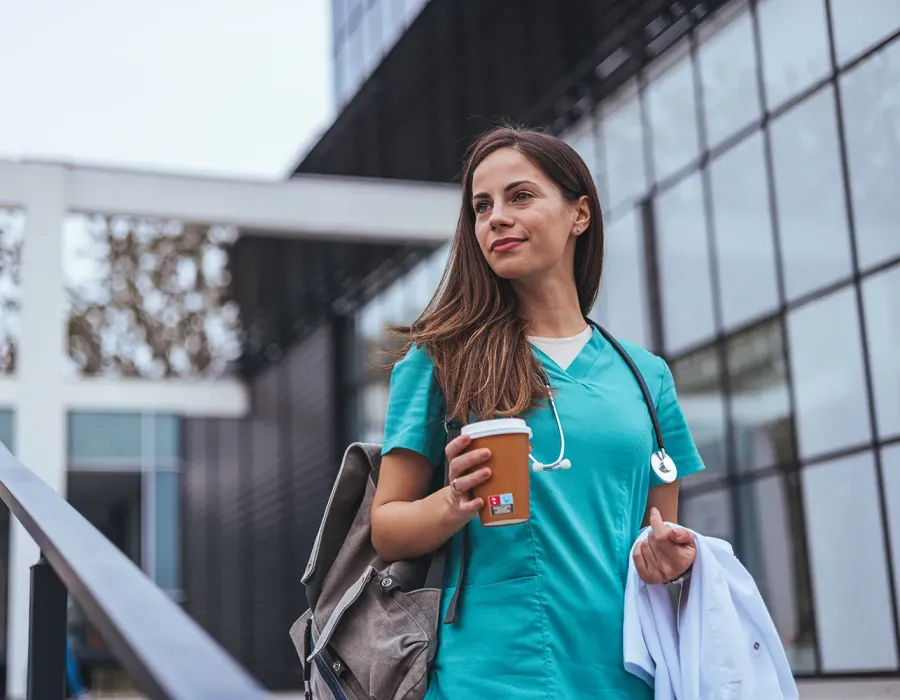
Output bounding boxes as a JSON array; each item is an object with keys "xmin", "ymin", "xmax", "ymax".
[{"xmin": 651, "ymin": 450, "xmax": 678, "ymax": 484}]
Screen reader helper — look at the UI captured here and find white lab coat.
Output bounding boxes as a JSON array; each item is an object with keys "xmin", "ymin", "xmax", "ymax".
[{"xmin": 623, "ymin": 525, "xmax": 799, "ymax": 700}]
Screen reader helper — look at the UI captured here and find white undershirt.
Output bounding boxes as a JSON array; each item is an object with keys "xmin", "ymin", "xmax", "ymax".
[{"xmin": 527, "ymin": 325, "xmax": 593, "ymax": 371}]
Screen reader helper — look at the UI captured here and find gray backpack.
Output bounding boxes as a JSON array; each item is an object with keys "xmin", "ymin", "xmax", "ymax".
[{"xmin": 289, "ymin": 428, "xmax": 467, "ymax": 700}]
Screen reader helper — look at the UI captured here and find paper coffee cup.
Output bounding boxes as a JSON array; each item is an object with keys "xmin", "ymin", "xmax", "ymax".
[{"xmin": 462, "ymin": 418, "xmax": 532, "ymax": 527}]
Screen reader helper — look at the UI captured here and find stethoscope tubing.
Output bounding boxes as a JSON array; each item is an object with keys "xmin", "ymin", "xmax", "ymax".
[{"xmin": 527, "ymin": 319, "xmax": 675, "ymax": 480}]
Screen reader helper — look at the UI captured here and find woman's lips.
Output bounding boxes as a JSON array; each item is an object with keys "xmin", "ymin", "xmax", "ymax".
[{"xmin": 491, "ymin": 238, "xmax": 525, "ymax": 253}]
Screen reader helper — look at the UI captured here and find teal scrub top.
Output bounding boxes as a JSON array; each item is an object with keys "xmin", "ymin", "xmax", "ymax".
[{"xmin": 381, "ymin": 328, "xmax": 705, "ymax": 699}]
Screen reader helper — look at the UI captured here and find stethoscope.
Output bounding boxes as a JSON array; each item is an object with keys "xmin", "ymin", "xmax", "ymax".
[{"xmin": 528, "ymin": 320, "xmax": 678, "ymax": 484}]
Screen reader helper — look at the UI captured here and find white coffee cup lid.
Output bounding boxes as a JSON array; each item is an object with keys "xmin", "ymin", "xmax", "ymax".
[{"xmin": 461, "ymin": 418, "xmax": 533, "ymax": 441}]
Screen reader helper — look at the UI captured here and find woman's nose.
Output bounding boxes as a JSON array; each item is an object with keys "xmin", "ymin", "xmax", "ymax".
[{"xmin": 489, "ymin": 202, "xmax": 513, "ymax": 229}]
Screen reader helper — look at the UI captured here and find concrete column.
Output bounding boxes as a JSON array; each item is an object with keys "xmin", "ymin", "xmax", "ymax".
[{"xmin": 8, "ymin": 163, "xmax": 68, "ymax": 699}]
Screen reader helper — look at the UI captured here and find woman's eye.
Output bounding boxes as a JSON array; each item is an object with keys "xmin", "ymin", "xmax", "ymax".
[
  {"xmin": 474, "ymin": 201, "xmax": 490, "ymax": 213},
  {"xmin": 513, "ymin": 191, "xmax": 533, "ymax": 202}
]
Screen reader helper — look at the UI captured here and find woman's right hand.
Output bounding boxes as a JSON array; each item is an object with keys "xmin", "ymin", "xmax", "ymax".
[{"xmin": 444, "ymin": 434, "xmax": 493, "ymax": 521}]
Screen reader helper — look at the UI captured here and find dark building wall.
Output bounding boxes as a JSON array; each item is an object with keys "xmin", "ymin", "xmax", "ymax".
[{"xmin": 181, "ymin": 322, "xmax": 338, "ymax": 690}]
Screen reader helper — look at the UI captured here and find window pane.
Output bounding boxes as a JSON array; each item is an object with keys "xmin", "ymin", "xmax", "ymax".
[
  {"xmin": 363, "ymin": 3, "xmax": 381, "ymax": 75},
  {"xmin": 862, "ymin": 265, "xmax": 900, "ymax": 439},
  {"xmin": 347, "ymin": 20, "xmax": 363, "ymax": 96},
  {"xmin": 655, "ymin": 173, "xmax": 716, "ymax": 353},
  {"xmin": 709, "ymin": 132, "xmax": 780, "ymax": 328},
  {"xmin": 736, "ymin": 473, "xmax": 816, "ymax": 672},
  {"xmin": 830, "ymin": 0, "xmax": 900, "ymax": 65},
  {"xmin": 671, "ymin": 346, "xmax": 727, "ymax": 484},
  {"xmin": 332, "ymin": 0, "xmax": 346, "ymax": 32},
  {"xmin": 563, "ymin": 116, "xmax": 599, "ymax": 180},
  {"xmin": 787, "ymin": 288, "xmax": 870, "ymax": 458},
  {"xmin": 404, "ymin": 259, "xmax": 435, "ymax": 325},
  {"xmin": 334, "ymin": 41, "xmax": 348, "ymax": 104},
  {"xmin": 601, "ymin": 208, "xmax": 651, "ymax": 349},
  {"xmin": 154, "ymin": 470, "xmax": 180, "ymax": 591},
  {"xmin": 802, "ymin": 451, "xmax": 899, "ymax": 671},
  {"xmin": 361, "ymin": 381, "xmax": 389, "ymax": 443},
  {"xmin": 381, "ymin": 0, "xmax": 399, "ymax": 50},
  {"xmin": 601, "ymin": 83, "xmax": 647, "ymax": 209},
  {"xmin": 645, "ymin": 44, "xmax": 701, "ymax": 181},
  {"xmin": 758, "ymin": 0, "xmax": 832, "ymax": 109},
  {"xmin": 882, "ymin": 444, "xmax": 900, "ymax": 622},
  {"xmin": 0, "ymin": 410, "xmax": 13, "ymax": 454},
  {"xmin": 154, "ymin": 414, "xmax": 181, "ymax": 463},
  {"xmin": 727, "ymin": 320, "xmax": 794, "ymax": 471},
  {"xmin": 840, "ymin": 38, "xmax": 900, "ymax": 270},
  {"xmin": 69, "ymin": 412, "xmax": 142, "ymax": 465},
  {"xmin": 680, "ymin": 488, "xmax": 733, "ymax": 541},
  {"xmin": 697, "ymin": 2, "xmax": 761, "ymax": 148},
  {"xmin": 770, "ymin": 87, "xmax": 853, "ymax": 300}
]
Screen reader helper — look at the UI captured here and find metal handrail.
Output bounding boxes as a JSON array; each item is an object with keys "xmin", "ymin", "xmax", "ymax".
[{"xmin": 0, "ymin": 442, "xmax": 270, "ymax": 700}]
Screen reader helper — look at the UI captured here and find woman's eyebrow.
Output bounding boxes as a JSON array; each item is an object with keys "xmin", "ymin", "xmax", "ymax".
[{"xmin": 472, "ymin": 180, "xmax": 537, "ymax": 200}]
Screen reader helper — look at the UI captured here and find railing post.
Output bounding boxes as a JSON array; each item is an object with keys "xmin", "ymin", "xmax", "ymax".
[{"xmin": 27, "ymin": 552, "xmax": 67, "ymax": 700}]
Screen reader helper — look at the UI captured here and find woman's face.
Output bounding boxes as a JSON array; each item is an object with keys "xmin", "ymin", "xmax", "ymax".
[{"xmin": 471, "ymin": 147, "xmax": 589, "ymax": 283}]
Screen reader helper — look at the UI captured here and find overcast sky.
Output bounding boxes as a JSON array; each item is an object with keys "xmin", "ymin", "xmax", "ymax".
[{"xmin": 0, "ymin": 0, "xmax": 332, "ymax": 180}]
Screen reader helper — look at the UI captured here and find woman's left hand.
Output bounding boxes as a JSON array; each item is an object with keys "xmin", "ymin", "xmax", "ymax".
[{"xmin": 633, "ymin": 507, "xmax": 696, "ymax": 585}]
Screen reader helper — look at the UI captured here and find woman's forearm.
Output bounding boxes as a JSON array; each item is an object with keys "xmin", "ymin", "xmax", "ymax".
[{"xmin": 371, "ymin": 488, "xmax": 469, "ymax": 561}]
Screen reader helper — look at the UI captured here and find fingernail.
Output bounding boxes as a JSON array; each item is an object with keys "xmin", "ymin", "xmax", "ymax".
[
  {"xmin": 482, "ymin": 449, "xmax": 491, "ymax": 457},
  {"xmin": 652, "ymin": 507, "xmax": 659, "ymax": 517}
]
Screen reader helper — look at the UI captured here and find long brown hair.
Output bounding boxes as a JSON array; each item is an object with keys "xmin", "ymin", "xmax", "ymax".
[{"xmin": 391, "ymin": 124, "xmax": 605, "ymax": 424}]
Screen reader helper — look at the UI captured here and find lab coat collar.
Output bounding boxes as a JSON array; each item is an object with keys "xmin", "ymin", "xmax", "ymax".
[{"xmin": 623, "ymin": 524, "xmax": 799, "ymax": 700}]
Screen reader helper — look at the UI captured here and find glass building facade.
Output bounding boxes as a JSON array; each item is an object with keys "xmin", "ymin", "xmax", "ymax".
[
  {"xmin": 348, "ymin": 0, "xmax": 900, "ymax": 678},
  {"xmin": 331, "ymin": 0, "xmax": 430, "ymax": 107}
]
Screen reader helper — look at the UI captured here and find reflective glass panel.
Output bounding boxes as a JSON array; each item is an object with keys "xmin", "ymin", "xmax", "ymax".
[
  {"xmin": 69, "ymin": 412, "xmax": 142, "ymax": 466},
  {"xmin": 154, "ymin": 470, "xmax": 180, "ymax": 591},
  {"xmin": 736, "ymin": 473, "xmax": 817, "ymax": 672},
  {"xmin": 709, "ymin": 132, "xmax": 780, "ymax": 328},
  {"xmin": 787, "ymin": 287, "xmax": 870, "ymax": 458},
  {"xmin": 154, "ymin": 414, "xmax": 181, "ymax": 463},
  {"xmin": 645, "ymin": 43, "xmax": 701, "ymax": 181},
  {"xmin": 840, "ymin": 38, "xmax": 900, "ymax": 270},
  {"xmin": 601, "ymin": 82, "xmax": 648, "ymax": 210},
  {"xmin": 563, "ymin": 116, "xmax": 600, "ymax": 180},
  {"xmin": 757, "ymin": 0, "xmax": 832, "ymax": 109},
  {"xmin": 0, "ymin": 410, "xmax": 13, "ymax": 453},
  {"xmin": 680, "ymin": 488, "xmax": 733, "ymax": 541},
  {"xmin": 727, "ymin": 319, "xmax": 794, "ymax": 471},
  {"xmin": 347, "ymin": 20, "xmax": 364, "ymax": 96},
  {"xmin": 363, "ymin": 1, "xmax": 382, "ymax": 75},
  {"xmin": 335, "ymin": 41, "xmax": 348, "ymax": 104},
  {"xmin": 802, "ymin": 451, "xmax": 899, "ymax": 671},
  {"xmin": 601, "ymin": 208, "xmax": 652, "ymax": 349},
  {"xmin": 697, "ymin": 2, "xmax": 761, "ymax": 147},
  {"xmin": 671, "ymin": 345, "xmax": 727, "ymax": 484},
  {"xmin": 862, "ymin": 264, "xmax": 900, "ymax": 439},
  {"xmin": 333, "ymin": 0, "xmax": 347, "ymax": 33},
  {"xmin": 830, "ymin": 0, "xmax": 900, "ymax": 65},
  {"xmin": 770, "ymin": 86, "xmax": 853, "ymax": 300},
  {"xmin": 655, "ymin": 173, "xmax": 716, "ymax": 353},
  {"xmin": 882, "ymin": 444, "xmax": 900, "ymax": 623}
]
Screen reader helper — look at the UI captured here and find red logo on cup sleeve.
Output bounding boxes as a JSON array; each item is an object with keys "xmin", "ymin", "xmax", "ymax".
[{"xmin": 488, "ymin": 495, "xmax": 501, "ymax": 507}]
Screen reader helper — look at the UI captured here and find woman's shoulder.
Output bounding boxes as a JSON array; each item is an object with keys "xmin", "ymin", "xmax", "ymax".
[
  {"xmin": 395, "ymin": 341, "xmax": 434, "ymax": 367},
  {"xmin": 388, "ymin": 342, "xmax": 442, "ymax": 394},
  {"xmin": 607, "ymin": 336, "xmax": 672, "ymax": 392}
]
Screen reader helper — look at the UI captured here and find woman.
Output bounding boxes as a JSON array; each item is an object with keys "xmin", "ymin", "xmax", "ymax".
[{"xmin": 370, "ymin": 125, "xmax": 703, "ymax": 698}]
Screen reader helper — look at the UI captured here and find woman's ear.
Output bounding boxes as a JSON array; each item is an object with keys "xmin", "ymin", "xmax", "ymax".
[{"xmin": 572, "ymin": 195, "xmax": 591, "ymax": 235}]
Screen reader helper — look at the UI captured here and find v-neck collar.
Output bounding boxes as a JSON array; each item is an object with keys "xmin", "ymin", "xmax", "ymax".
[{"xmin": 530, "ymin": 326, "xmax": 607, "ymax": 382}]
